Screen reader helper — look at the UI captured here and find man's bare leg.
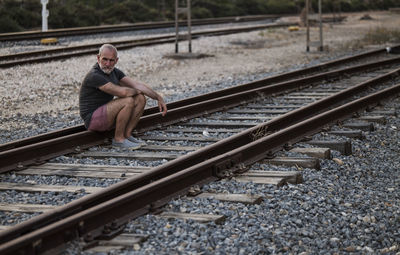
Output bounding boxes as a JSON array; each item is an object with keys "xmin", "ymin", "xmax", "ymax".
[
  {"xmin": 106, "ymin": 97, "xmax": 135, "ymax": 142},
  {"xmin": 124, "ymin": 94, "xmax": 146, "ymax": 138}
]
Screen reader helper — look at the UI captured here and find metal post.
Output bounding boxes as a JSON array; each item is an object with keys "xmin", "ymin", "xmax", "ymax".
[
  {"xmin": 175, "ymin": 0, "xmax": 179, "ymax": 53},
  {"xmin": 187, "ymin": 0, "xmax": 192, "ymax": 53},
  {"xmin": 41, "ymin": 0, "xmax": 49, "ymax": 32},
  {"xmin": 318, "ymin": 0, "xmax": 323, "ymax": 51},
  {"xmin": 306, "ymin": 0, "xmax": 310, "ymax": 52}
]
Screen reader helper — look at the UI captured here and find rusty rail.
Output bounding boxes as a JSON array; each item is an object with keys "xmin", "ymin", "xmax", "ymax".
[
  {"xmin": 1, "ymin": 79, "xmax": 399, "ymax": 254},
  {"xmin": 1, "ymin": 63, "xmax": 399, "ymax": 250},
  {"xmin": 1, "ymin": 45, "xmax": 397, "ymax": 154},
  {"xmin": 1, "ymin": 55, "xmax": 399, "ymax": 174}
]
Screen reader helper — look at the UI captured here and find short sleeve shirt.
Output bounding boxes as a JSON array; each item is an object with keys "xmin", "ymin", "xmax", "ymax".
[{"xmin": 79, "ymin": 63, "xmax": 126, "ymax": 128}]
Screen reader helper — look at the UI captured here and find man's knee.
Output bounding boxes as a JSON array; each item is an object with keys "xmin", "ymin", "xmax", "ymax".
[
  {"xmin": 120, "ymin": 96, "xmax": 135, "ymax": 108},
  {"xmin": 135, "ymin": 94, "xmax": 146, "ymax": 107}
]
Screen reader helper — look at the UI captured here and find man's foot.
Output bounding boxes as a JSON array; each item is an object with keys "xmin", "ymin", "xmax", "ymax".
[
  {"xmin": 112, "ymin": 139, "xmax": 141, "ymax": 149},
  {"xmin": 127, "ymin": 136, "xmax": 147, "ymax": 145}
]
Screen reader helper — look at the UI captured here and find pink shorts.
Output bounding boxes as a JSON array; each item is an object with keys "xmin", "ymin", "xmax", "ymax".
[{"xmin": 88, "ymin": 104, "xmax": 110, "ymax": 131}]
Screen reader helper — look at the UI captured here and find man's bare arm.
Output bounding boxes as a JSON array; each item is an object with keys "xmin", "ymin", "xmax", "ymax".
[
  {"xmin": 120, "ymin": 76, "xmax": 167, "ymax": 116},
  {"xmin": 99, "ymin": 82, "xmax": 142, "ymax": 98}
]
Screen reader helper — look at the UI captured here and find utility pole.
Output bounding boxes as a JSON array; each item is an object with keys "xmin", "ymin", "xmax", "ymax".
[
  {"xmin": 306, "ymin": 0, "xmax": 310, "ymax": 52},
  {"xmin": 175, "ymin": 0, "xmax": 192, "ymax": 53},
  {"xmin": 41, "ymin": 0, "xmax": 49, "ymax": 32},
  {"xmin": 318, "ymin": 0, "xmax": 323, "ymax": 51},
  {"xmin": 305, "ymin": 0, "xmax": 323, "ymax": 52}
]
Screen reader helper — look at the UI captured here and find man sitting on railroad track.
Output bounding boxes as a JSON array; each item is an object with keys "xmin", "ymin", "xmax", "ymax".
[{"xmin": 79, "ymin": 43, "xmax": 167, "ymax": 149}]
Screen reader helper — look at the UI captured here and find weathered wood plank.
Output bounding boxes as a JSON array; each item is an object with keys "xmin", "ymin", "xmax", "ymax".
[
  {"xmin": 358, "ymin": 115, "xmax": 386, "ymax": 124},
  {"xmin": 27, "ymin": 163, "xmax": 150, "ymax": 172},
  {"xmin": 329, "ymin": 130, "xmax": 364, "ymax": 139},
  {"xmin": 19, "ymin": 169, "xmax": 138, "ymax": 178},
  {"xmin": 367, "ymin": 110, "xmax": 396, "ymax": 116},
  {"xmin": 246, "ymin": 104, "xmax": 301, "ymax": 109},
  {"xmin": 0, "ymin": 203, "xmax": 56, "ymax": 213},
  {"xmin": 181, "ymin": 121, "xmax": 257, "ymax": 128},
  {"xmin": 208, "ymin": 116, "xmax": 273, "ymax": 121},
  {"xmin": 195, "ymin": 193, "xmax": 263, "ymax": 204},
  {"xmin": 290, "ymin": 147, "xmax": 331, "ymax": 159},
  {"xmin": 163, "ymin": 127, "xmax": 244, "ymax": 134},
  {"xmin": 76, "ymin": 151, "xmax": 179, "ymax": 160},
  {"xmin": 85, "ymin": 246, "xmax": 124, "ymax": 253},
  {"xmin": 264, "ymin": 156, "xmax": 320, "ymax": 170},
  {"xmin": 343, "ymin": 122, "xmax": 374, "ymax": 131},
  {"xmin": 227, "ymin": 109, "xmax": 288, "ymax": 114},
  {"xmin": 0, "ymin": 225, "xmax": 10, "ymax": 231},
  {"xmin": 159, "ymin": 212, "xmax": 226, "ymax": 224},
  {"xmin": 306, "ymin": 140, "xmax": 352, "ymax": 156},
  {"xmin": 139, "ymin": 135, "xmax": 219, "ymax": 142},
  {"xmin": 289, "ymin": 92, "xmax": 334, "ymax": 96},
  {"xmin": 141, "ymin": 145, "xmax": 200, "ymax": 151},
  {"xmin": 0, "ymin": 182, "xmax": 102, "ymax": 194},
  {"xmin": 20, "ymin": 163, "xmax": 149, "ymax": 178},
  {"xmin": 235, "ymin": 170, "xmax": 303, "ymax": 186},
  {"xmin": 282, "ymin": 96, "xmax": 324, "ymax": 100},
  {"xmin": 97, "ymin": 234, "xmax": 148, "ymax": 246}
]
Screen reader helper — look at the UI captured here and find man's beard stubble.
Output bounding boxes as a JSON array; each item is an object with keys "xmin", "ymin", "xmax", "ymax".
[{"xmin": 99, "ymin": 63, "xmax": 114, "ymax": 74}]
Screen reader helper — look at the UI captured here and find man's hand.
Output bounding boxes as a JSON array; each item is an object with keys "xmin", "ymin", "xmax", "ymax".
[{"xmin": 158, "ymin": 98, "xmax": 167, "ymax": 116}]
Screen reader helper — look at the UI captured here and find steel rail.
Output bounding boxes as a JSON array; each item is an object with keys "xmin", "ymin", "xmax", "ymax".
[
  {"xmin": 1, "ymin": 56, "xmax": 399, "ymax": 174},
  {"xmin": 1, "ymin": 80, "xmax": 399, "ymax": 255},
  {"xmin": 0, "ymin": 45, "xmax": 398, "ymax": 154},
  {"xmin": 1, "ymin": 63, "xmax": 399, "ymax": 249},
  {"xmin": 0, "ymin": 23, "xmax": 295, "ymax": 68},
  {"xmin": 0, "ymin": 15, "xmax": 279, "ymax": 42}
]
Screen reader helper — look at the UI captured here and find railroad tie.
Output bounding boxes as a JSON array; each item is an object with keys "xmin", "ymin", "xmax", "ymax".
[
  {"xmin": 82, "ymin": 233, "xmax": 149, "ymax": 253},
  {"xmin": 358, "ymin": 115, "xmax": 387, "ymax": 124},
  {"xmin": 263, "ymin": 156, "xmax": 320, "ymax": 170},
  {"xmin": 342, "ymin": 122, "xmax": 375, "ymax": 132},
  {"xmin": 305, "ymin": 140, "xmax": 352, "ymax": 156},
  {"xmin": 194, "ymin": 192, "xmax": 263, "ymax": 205},
  {"xmin": 329, "ymin": 130, "xmax": 364, "ymax": 139},
  {"xmin": 290, "ymin": 147, "xmax": 331, "ymax": 159},
  {"xmin": 159, "ymin": 212, "xmax": 226, "ymax": 224},
  {"xmin": 234, "ymin": 170, "xmax": 303, "ymax": 185}
]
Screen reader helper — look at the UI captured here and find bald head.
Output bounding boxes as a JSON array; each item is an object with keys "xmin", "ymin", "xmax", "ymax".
[{"xmin": 99, "ymin": 44, "xmax": 118, "ymax": 58}]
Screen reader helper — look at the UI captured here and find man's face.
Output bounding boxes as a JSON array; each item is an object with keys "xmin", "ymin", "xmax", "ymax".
[{"xmin": 97, "ymin": 48, "xmax": 118, "ymax": 74}]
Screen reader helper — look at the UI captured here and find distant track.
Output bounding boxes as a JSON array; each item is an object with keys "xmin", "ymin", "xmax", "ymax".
[
  {"xmin": 0, "ymin": 22, "xmax": 295, "ymax": 68},
  {"xmin": 0, "ymin": 15, "xmax": 280, "ymax": 42}
]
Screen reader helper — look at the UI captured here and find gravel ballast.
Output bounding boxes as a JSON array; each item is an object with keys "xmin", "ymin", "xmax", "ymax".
[
  {"xmin": 80, "ymin": 99, "xmax": 400, "ymax": 255},
  {"xmin": 0, "ymin": 12, "xmax": 399, "ymax": 254}
]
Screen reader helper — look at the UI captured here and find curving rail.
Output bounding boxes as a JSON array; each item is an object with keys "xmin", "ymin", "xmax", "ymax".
[
  {"xmin": 0, "ymin": 47, "xmax": 399, "ymax": 254},
  {"xmin": 0, "ymin": 46, "xmax": 399, "ymax": 174},
  {"xmin": 0, "ymin": 66, "xmax": 399, "ymax": 255}
]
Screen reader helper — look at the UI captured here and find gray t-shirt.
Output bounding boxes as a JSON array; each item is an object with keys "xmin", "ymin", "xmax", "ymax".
[{"xmin": 79, "ymin": 63, "xmax": 126, "ymax": 128}]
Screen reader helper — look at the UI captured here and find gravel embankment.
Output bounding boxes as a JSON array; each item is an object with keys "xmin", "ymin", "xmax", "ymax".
[{"xmin": 80, "ymin": 99, "xmax": 400, "ymax": 255}]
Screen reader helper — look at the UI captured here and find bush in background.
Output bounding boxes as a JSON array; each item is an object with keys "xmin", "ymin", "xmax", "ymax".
[{"xmin": 1, "ymin": 0, "xmax": 400, "ymax": 33}]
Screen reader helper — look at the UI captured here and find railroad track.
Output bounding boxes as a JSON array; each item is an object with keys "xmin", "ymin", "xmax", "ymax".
[
  {"xmin": 0, "ymin": 46, "xmax": 399, "ymax": 254},
  {"xmin": 0, "ymin": 15, "xmax": 280, "ymax": 42},
  {"xmin": 0, "ymin": 22, "xmax": 296, "ymax": 68}
]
